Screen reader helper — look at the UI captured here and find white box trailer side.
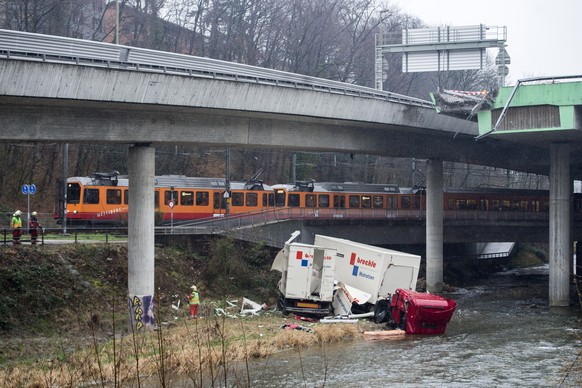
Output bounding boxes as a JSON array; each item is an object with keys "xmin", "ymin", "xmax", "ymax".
[{"xmin": 314, "ymin": 235, "xmax": 420, "ymax": 304}]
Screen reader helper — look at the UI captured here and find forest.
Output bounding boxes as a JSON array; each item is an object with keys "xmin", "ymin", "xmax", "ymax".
[{"xmin": 0, "ymin": 0, "xmax": 547, "ymax": 216}]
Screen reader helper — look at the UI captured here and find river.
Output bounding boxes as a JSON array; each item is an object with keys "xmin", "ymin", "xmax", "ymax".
[{"xmin": 247, "ymin": 265, "xmax": 582, "ymax": 387}]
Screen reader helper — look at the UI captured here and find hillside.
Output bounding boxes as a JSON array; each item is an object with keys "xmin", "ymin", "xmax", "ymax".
[{"xmin": 0, "ymin": 238, "xmax": 280, "ymax": 336}]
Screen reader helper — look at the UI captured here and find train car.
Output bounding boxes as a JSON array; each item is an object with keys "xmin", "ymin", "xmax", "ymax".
[
  {"xmin": 272, "ymin": 180, "xmax": 404, "ymax": 210},
  {"xmin": 58, "ymin": 171, "xmax": 275, "ymax": 225},
  {"xmin": 443, "ymin": 187, "xmax": 550, "ymax": 212},
  {"xmin": 271, "ymin": 181, "xmax": 554, "ymax": 214}
]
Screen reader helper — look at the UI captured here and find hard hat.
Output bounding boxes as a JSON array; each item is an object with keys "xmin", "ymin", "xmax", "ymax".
[
  {"xmin": 191, "ymin": 285, "xmax": 197, "ymax": 291},
  {"xmin": 14, "ymin": 210, "xmax": 21, "ymax": 216},
  {"xmin": 32, "ymin": 211, "xmax": 37, "ymax": 216}
]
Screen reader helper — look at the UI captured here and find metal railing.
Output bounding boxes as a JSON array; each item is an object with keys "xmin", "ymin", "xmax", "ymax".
[
  {"xmin": 0, "ymin": 28, "xmax": 434, "ymax": 108},
  {"xmin": 155, "ymin": 207, "xmax": 551, "ymax": 236}
]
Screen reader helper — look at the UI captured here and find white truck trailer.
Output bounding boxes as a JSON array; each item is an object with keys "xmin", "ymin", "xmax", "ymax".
[
  {"xmin": 313, "ymin": 234, "xmax": 421, "ymax": 314},
  {"xmin": 272, "ymin": 233, "xmax": 421, "ymax": 317}
]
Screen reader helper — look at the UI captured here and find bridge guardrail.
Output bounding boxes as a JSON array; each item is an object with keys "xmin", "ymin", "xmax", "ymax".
[{"xmin": 0, "ymin": 28, "xmax": 434, "ymax": 108}]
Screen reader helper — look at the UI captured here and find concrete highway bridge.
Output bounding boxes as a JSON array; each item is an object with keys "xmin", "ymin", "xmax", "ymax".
[{"xmin": 1, "ymin": 29, "xmax": 581, "ymax": 328}]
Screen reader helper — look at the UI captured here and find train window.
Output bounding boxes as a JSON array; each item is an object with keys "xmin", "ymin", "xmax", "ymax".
[
  {"xmin": 349, "ymin": 196, "xmax": 360, "ymax": 208},
  {"xmin": 401, "ymin": 196, "xmax": 411, "ymax": 209},
  {"xmin": 501, "ymin": 200, "xmax": 511, "ymax": 210},
  {"xmin": 232, "ymin": 192, "xmax": 244, "ymax": 206},
  {"xmin": 83, "ymin": 188, "xmax": 100, "ymax": 204},
  {"xmin": 268, "ymin": 193, "xmax": 275, "ymax": 207},
  {"xmin": 479, "ymin": 199, "xmax": 489, "ymax": 211},
  {"xmin": 373, "ymin": 196, "xmax": 384, "ymax": 208},
  {"xmin": 67, "ymin": 183, "xmax": 81, "ymax": 204},
  {"xmin": 333, "ymin": 195, "xmax": 345, "ymax": 208},
  {"xmin": 318, "ymin": 195, "xmax": 330, "ymax": 208},
  {"xmin": 362, "ymin": 196, "xmax": 371, "ymax": 208},
  {"xmin": 275, "ymin": 190, "xmax": 286, "ymax": 207},
  {"xmin": 447, "ymin": 199, "xmax": 454, "ymax": 210},
  {"xmin": 305, "ymin": 194, "xmax": 316, "ymax": 208},
  {"xmin": 154, "ymin": 191, "xmax": 159, "ymax": 209},
  {"xmin": 411, "ymin": 196, "xmax": 420, "ymax": 209},
  {"xmin": 288, "ymin": 194, "xmax": 300, "ymax": 207},
  {"xmin": 246, "ymin": 193, "xmax": 258, "ymax": 206},
  {"xmin": 542, "ymin": 201, "xmax": 549, "ymax": 211},
  {"xmin": 181, "ymin": 191, "xmax": 194, "ymax": 206},
  {"xmin": 262, "ymin": 193, "xmax": 268, "ymax": 206},
  {"xmin": 492, "ymin": 200, "xmax": 501, "ymax": 210},
  {"xmin": 531, "ymin": 200, "xmax": 540, "ymax": 212},
  {"xmin": 164, "ymin": 190, "xmax": 178, "ymax": 205},
  {"xmin": 196, "ymin": 191, "xmax": 209, "ymax": 206},
  {"xmin": 387, "ymin": 197, "xmax": 396, "ymax": 209},
  {"xmin": 466, "ymin": 200, "xmax": 477, "ymax": 210},
  {"xmin": 106, "ymin": 189, "xmax": 122, "ymax": 205},
  {"xmin": 124, "ymin": 189, "xmax": 128, "ymax": 205},
  {"xmin": 520, "ymin": 200, "xmax": 529, "ymax": 211}
]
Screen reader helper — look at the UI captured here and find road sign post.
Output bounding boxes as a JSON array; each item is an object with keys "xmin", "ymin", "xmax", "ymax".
[{"xmin": 22, "ymin": 184, "xmax": 36, "ymax": 234}]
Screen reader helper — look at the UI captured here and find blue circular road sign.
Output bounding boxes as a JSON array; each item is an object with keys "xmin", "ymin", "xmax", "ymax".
[
  {"xmin": 29, "ymin": 184, "xmax": 36, "ymax": 195},
  {"xmin": 21, "ymin": 185, "xmax": 28, "ymax": 195}
]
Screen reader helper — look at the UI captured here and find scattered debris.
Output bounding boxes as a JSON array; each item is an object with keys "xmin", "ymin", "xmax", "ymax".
[
  {"xmin": 240, "ymin": 297, "xmax": 267, "ymax": 316},
  {"xmin": 280, "ymin": 323, "xmax": 313, "ymax": 333}
]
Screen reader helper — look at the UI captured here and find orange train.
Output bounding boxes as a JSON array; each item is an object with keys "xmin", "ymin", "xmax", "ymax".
[
  {"xmin": 57, "ymin": 171, "xmax": 275, "ymax": 225},
  {"xmin": 56, "ymin": 172, "xmax": 578, "ymax": 225}
]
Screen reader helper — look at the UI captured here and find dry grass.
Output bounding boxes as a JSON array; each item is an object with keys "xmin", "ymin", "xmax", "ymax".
[{"xmin": 0, "ymin": 312, "xmax": 374, "ymax": 387}]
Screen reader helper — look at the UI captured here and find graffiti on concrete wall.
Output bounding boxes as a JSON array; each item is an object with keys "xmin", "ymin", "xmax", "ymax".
[{"xmin": 129, "ymin": 294, "xmax": 155, "ymax": 331}]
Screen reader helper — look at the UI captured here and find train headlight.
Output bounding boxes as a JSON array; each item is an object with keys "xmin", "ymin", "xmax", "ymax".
[{"xmin": 73, "ymin": 210, "xmax": 78, "ymax": 214}]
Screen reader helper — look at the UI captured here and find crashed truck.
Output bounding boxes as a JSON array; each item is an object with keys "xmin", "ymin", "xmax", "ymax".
[{"xmin": 271, "ymin": 233, "xmax": 457, "ymax": 334}]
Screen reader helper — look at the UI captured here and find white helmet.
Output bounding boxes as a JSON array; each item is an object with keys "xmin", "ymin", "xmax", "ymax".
[
  {"xmin": 14, "ymin": 210, "xmax": 21, "ymax": 216},
  {"xmin": 191, "ymin": 285, "xmax": 197, "ymax": 291},
  {"xmin": 32, "ymin": 211, "xmax": 37, "ymax": 216}
]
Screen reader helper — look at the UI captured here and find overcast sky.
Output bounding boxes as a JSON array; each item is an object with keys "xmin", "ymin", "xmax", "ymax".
[{"xmin": 391, "ymin": 0, "xmax": 582, "ymax": 84}]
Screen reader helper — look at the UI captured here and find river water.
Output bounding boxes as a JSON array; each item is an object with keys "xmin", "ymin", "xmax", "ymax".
[{"xmin": 247, "ymin": 265, "xmax": 582, "ymax": 387}]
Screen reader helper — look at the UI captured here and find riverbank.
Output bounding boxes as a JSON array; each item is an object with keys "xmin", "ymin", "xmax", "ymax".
[{"xmin": 0, "ymin": 240, "xmax": 571, "ymax": 386}]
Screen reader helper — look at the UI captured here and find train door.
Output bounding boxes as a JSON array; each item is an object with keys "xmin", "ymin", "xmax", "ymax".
[
  {"xmin": 275, "ymin": 189, "xmax": 287, "ymax": 207},
  {"xmin": 213, "ymin": 191, "xmax": 227, "ymax": 216}
]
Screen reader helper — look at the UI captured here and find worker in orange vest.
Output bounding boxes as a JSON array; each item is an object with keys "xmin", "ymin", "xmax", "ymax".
[{"xmin": 188, "ymin": 285, "xmax": 200, "ymax": 319}]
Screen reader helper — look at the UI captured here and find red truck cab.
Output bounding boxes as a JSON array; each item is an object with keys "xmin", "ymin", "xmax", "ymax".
[{"xmin": 390, "ymin": 288, "xmax": 457, "ymax": 335}]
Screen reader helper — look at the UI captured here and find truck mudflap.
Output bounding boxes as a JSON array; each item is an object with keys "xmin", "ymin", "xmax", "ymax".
[{"xmin": 390, "ymin": 288, "xmax": 457, "ymax": 335}]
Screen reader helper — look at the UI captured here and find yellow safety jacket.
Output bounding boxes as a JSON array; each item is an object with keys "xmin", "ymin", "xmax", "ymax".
[
  {"xmin": 11, "ymin": 216, "xmax": 22, "ymax": 229},
  {"xmin": 189, "ymin": 291, "xmax": 200, "ymax": 305}
]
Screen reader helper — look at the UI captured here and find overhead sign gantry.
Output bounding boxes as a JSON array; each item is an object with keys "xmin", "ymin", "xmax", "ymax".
[{"xmin": 375, "ymin": 24, "xmax": 509, "ymax": 88}]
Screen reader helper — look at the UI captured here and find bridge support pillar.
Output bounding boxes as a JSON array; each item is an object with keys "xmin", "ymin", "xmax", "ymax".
[
  {"xmin": 127, "ymin": 143, "xmax": 156, "ymax": 331},
  {"xmin": 549, "ymin": 142, "xmax": 571, "ymax": 306},
  {"xmin": 426, "ymin": 159, "xmax": 444, "ymax": 293}
]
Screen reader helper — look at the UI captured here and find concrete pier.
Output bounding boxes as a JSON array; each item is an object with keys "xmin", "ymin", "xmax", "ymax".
[
  {"xmin": 426, "ymin": 159, "xmax": 444, "ymax": 293},
  {"xmin": 127, "ymin": 144, "xmax": 156, "ymax": 330},
  {"xmin": 549, "ymin": 142, "xmax": 571, "ymax": 306}
]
